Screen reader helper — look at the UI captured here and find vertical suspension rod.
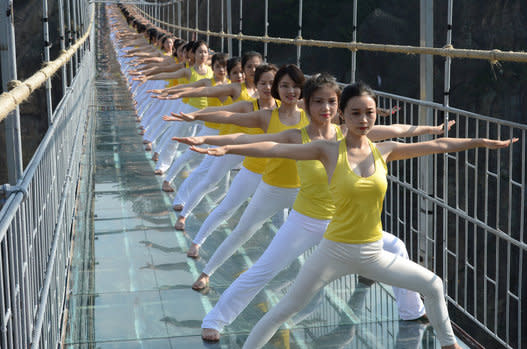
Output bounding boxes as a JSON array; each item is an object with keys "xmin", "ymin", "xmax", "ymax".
[
  {"xmin": 206, "ymin": 0, "xmax": 210, "ymax": 45},
  {"xmin": 220, "ymin": 0, "xmax": 224, "ymax": 52},
  {"xmin": 238, "ymin": 0, "xmax": 242, "ymax": 56},
  {"xmin": 42, "ymin": 0, "xmax": 54, "ymax": 124},
  {"xmin": 296, "ymin": 0, "xmax": 303, "ymax": 67},
  {"xmin": 351, "ymin": 0, "xmax": 357, "ymax": 82},
  {"xmin": 58, "ymin": 0, "xmax": 67, "ymax": 92},
  {"xmin": 264, "ymin": 0, "xmax": 268, "ymax": 61},
  {"xmin": 178, "ymin": 1, "xmax": 181, "ymax": 38},
  {"xmin": 0, "ymin": 0, "xmax": 23, "ymax": 183}
]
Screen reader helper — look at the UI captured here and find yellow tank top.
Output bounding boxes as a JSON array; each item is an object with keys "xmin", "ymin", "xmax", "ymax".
[
  {"xmin": 217, "ymin": 95, "xmax": 234, "ymax": 136},
  {"xmin": 204, "ymin": 78, "xmax": 230, "ymax": 130},
  {"xmin": 261, "ymin": 108, "xmax": 309, "ymax": 188},
  {"xmin": 292, "ymin": 126, "xmax": 344, "ymax": 220},
  {"xmin": 166, "ymin": 57, "xmax": 180, "ymax": 87},
  {"xmin": 324, "ymin": 139, "xmax": 388, "ymax": 244},
  {"xmin": 241, "ymin": 100, "xmax": 268, "ymax": 174},
  {"xmin": 180, "ymin": 62, "xmax": 191, "ymax": 104},
  {"xmin": 228, "ymin": 82, "xmax": 257, "ymax": 134},
  {"xmin": 188, "ymin": 66, "xmax": 214, "ymax": 109}
]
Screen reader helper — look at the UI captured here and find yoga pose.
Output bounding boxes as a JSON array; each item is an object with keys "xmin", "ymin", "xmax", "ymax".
[
  {"xmin": 182, "ymin": 74, "xmax": 454, "ymax": 341},
  {"xmin": 193, "ymin": 81, "xmax": 515, "ymax": 349}
]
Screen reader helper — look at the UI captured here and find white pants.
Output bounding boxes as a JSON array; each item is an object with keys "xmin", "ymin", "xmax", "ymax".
[
  {"xmin": 242, "ymin": 238, "xmax": 456, "ymax": 348},
  {"xmin": 155, "ymin": 122, "xmax": 199, "ymax": 172},
  {"xmin": 202, "ymin": 210, "xmax": 424, "ymax": 332},
  {"xmin": 192, "ymin": 166, "xmax": 261, "ymax": 246},
  {"xmin": 164, "ymin": 124, "xmax": 217, "ymax": 184},
  {"xmin": 202, "ymin": 181, "xmax": 299, "ymax": 276},
  {"xmin": 180, "ymin": 154, "xmax": 244, "ymax": 217}
]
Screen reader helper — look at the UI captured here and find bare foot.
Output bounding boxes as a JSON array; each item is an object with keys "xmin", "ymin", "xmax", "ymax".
[
  {"xmin": 201, "ymin": 328, "xmax": 220, "ymax": 342},
  {"xmin": 139, "ymin": 130, "xmax": 145, "ymax": 135},
  {"xmin": 173, "ymin": 203, "xmax": 183, "ymax": 211},
  {"xmin": 162, "ymin": 181, "xmax": 174, "ymax": 192},
  {"xmin": 187, "ymin": 243, "xmax": 200, "ymax": 258},
  {"xmin": 142, "ymin": 139, "xmax": 149, "ymax": 144},
  {"xmin": 145, "ymin": 143, "xmax": 152, "ymax": 151},
  {"xmin": 154, "ymin": 169, "xmax": 163, "ymax": 175},
  {"xmin": 174, "ymin": 216, "xmax": 186, "ymax": 230},
  {"xmin": 152, "ymin": 152, "xmax": 159, "ymax": 161},
  {"xmin": 442, "ymin": 344, "xmax": 462, "ymax": 349},
  {"xmin": 192, "ymin": 273, "xmax": 209, "ymax": 290}
]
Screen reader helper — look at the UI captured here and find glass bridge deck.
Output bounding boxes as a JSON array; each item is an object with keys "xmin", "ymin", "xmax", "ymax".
[{"xmin": 63, "ymin": 20, "xmax": 471, "ymax": 349}]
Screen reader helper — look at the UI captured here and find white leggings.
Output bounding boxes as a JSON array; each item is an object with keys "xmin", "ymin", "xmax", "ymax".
[
  {"xmin": 155, "ymin": 122, "xmax": 199, "ymax": 172},
  {"xmin": 202, "ymin": 181, "xmax": 299, "ymax": 276},
  {"xmin": 164, "ymin": 124, "xmax": 217, "ymax": 184},
  {"xmin": 180, "ymin": 154, "xmax": 244, "ymax": 217},
  {"xmin": 242, "ymin": 238, "xmax": 457, "ymax": 348},
  {"xmin": 202, "ymin": 210, "xmax": 424, "ymax": 332},
  {"xmin": 192, "ymin": 166, "xmax": 261, "ymax": 246}
]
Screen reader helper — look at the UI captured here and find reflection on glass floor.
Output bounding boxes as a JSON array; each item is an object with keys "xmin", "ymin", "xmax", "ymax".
[{"xmin": 64, "ymin": 11, "xmax": 470, "ymax": 349}]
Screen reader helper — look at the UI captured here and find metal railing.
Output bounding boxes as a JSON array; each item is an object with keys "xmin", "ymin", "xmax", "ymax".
[
  {"xmin": 128, "ymin": 1, "xmax": 527, "ymax": 348},
  {"xmin": 0, "ymin": 1, "xmax": 95, "ymax": 349}
]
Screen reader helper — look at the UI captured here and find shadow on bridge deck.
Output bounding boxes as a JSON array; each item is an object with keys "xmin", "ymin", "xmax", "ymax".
[{"xmin": 63, "ymin": 12, "xmax": 469, "ymax": 349}]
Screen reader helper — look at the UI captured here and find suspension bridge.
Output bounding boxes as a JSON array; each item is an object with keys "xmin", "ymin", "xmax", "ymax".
[{"xmin": 0, "ymin": 1, "xmax": 525, "ymax": 348}]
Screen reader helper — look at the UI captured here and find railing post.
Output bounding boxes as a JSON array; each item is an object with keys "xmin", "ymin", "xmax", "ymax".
[
  {"xmin": 0, "ymin": 0, "xmax": 23, "ymax": 183},
  {"xmin": 177, "ymin": 1, "xmax": 181, "ymax": 38},
  {"xmin": 418, "ymin": 0, "xmax": 435, "ymax": 270},
  {"xmin": 195, "ymin": 0, "xmax": 198, "ymax": 40},
  {"xmin": 186, "ymin": 0, "xmax": 189, "ymax": 40},
  {"xmin": 42, "ymin": 0, "xmax": 54, "ymax": 124},
  {"xmin": 66, "ymin": 0, "xmax": 73, "ymax": 81},
  {"xmin": 220, "ymin": 0, "xmax": 224, "ymax": 52},
  {"xmin": 57, "ymin": 0, "xmax": 67, "ymax": 94},
  {"xmin": 238, "ymin": 0, "xmax": 242, "ymax": 56},
  {"xmin": 172, "ymin": 2, "xmax": 176, "ymax": 35},
  {"xmin": 206, "ymin": 0, "xmax": 210, "ymax": 45},
  {"xmin": 71, "ymin": 0, "xmax": 79, "ymax": 71},
  {"xmin": 351, "ymin": 0, "xmax": 357, "ymax": 83},
  {"xmin": 226, "ymin": 0, "xmax": 232, "ymax": 55},
  {"xmin": 264, "ymin": 0, "xmax": 268, "ymax": 61},
  {"xmin": 296, "ymin": 0, "xmax": 302, "ymax": 67}
]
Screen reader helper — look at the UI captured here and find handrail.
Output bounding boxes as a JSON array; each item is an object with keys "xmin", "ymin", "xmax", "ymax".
[
  {"xmin": 134, "ymin": 6, "xmax": 527, "ymax": 64},
  {"xmin": 0, "ymin": 5, "xmax": 95, "ymax": 123}
]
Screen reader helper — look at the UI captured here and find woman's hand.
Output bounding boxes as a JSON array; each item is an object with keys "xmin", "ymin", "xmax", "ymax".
[
  {"xmin": 169, "ymin": 111, "xmax": 196, "ymax": 121},
  {"xmin": 189, "ymin": 146, "xmax": 228, "ymax": 156},
  {"xmin": 430, "ymin": 120, "xmax": 456, "ymax": 135},
  {"xmin": 171, "ymin": 136, "xmax": 205, "ymax": 145},
  {"xmin": 481, "ymin": 137, "xmax": 519, "ymax": 149}
]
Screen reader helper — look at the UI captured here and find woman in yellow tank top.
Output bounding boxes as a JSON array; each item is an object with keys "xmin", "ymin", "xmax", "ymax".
[
  {"xmin": 159, "ymin": 54, "xmax": 263, "ymax": 210},
  {"xmin": 159, "ymin": 57, "xmax": 248, "ymax": 193},
  {"xmin": 182, "ymin": 74, "xmax": 454, "ymax": 341},
  {"xmin": 170, "ymin": 65, "xmax": 279, "ymax": 235},
  {"xmin": 154, "ymin": 55, "xmax": 255, "ymax": 213},
  {"xmin": 140, "ymin": 41, "xmax": 210, "ymax": 150},
  {"xmin": 172, "ymin": 65, "xmax": 309, "ymax": 290},
  {"xmin": 158, "ymin": 52, "xmax": 262, "ymax": 106},
  {"xmin": 200, "ymin": 81, "xmax": 515, "ymax": 349},
  {"xmin": 152, "ymin": 53, "xmax": 231, "ymax": 173}
]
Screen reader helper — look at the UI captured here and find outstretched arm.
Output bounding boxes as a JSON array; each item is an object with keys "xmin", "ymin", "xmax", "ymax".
[
  {"xmin": 169, "ymin": 108, "xmax": 270, "ymax": 130},
  {"xmin": 380, "ymin": 137, "xmax": 518, "ymax": 162},
  {"xmin": 173, "ymin": 129, "xmax": 300, "ymax": 146},
  {"xmin": 368, "ymin": 120, "xmax": 456, "ymax": 142},
  {"xmin": 189, "ymin": 140, "xmax": 327, "ymax": 161},
  {"xmin": 162, "ymin": 100, "xmax": 253, "ymax": 120}
]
